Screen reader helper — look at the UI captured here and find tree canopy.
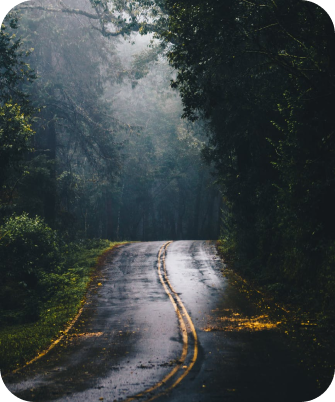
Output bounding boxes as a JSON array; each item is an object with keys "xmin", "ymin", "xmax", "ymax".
[
  {"xmin": 160, "ymin": 0, "xmax": 335, "ymax": 310},
  {"xmin": 0, "ymin": 13, "xmax": 36, "ymax": 204},
  {"xmin": 1, "ymin": 0, "xmax": 335, "ymax": 331}
]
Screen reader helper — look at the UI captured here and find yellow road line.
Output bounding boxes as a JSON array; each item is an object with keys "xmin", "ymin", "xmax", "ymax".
[
  {"xmin": 8, "ymin": 241, "xmax": 199, "ymax": 402},
  {"xmin": 145, "ymin": 243, "xmax": 198, "ymax": 401},
  {"xmin": 8, "ymin": 244, "xmax": 124, "ymax": 376},
  {"xmin": 10, "ymin": 304, "xmax": 85, "ymax": 375},
  {"xmin": 124, "ymin": 241, "xmax": 188, "ymax": 401},
  {"xmin": 125, "ymin": 241, "xmax": 199, "ymax": 402}
]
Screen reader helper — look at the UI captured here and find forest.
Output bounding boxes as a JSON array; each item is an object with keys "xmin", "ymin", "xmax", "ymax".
[
  {"xmin": 0, "ymin": 0, "xmax": 220, "ymax": 327},
  {"xmin": 0, "ymin": 0, "xmax": 334, "ymax": 375},
  {"xmin": 162, "ymin": 0, "xmax": 335, "ymax": 316}
]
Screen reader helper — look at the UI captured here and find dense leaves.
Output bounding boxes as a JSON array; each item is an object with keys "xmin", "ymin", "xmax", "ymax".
[
  {"xmin": 0, "ymin": 13, "xmax": 35, "ymax": 111},
  {"xmin": 4, "ymin": 0, "xmax": 128, "ymax": 232},
  {"xmin": 0, "ymin": 14, "xmax": 36, "ymax": 206},
  {"xmin": 0, "ymin": 213, "xmax": 62, "ymax": 322},
  {"xmin": 160, "ymin": 0, "xmax": 335, "ymax": 311},
  {"xmin": 0, "ymin": 102, "xmax": 34, "ymax": 189},
  {"xmin": 0, "ymin": 0, "xmax": 218, "ymax": 327}
]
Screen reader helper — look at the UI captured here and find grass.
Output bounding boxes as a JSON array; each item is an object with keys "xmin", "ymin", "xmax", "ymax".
[{"xmin": 0, "ymin": 239, "xmax": 126, "ymax": 374}]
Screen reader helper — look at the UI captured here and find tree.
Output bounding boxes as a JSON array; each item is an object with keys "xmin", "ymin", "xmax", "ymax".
[
  {"xmin": 160, "ymin": 0, "xmax": 335, "ymax": 307},
  {"xmin": 111, "ymin": 58, "xmax": 220, "ymax": 240},
  {"xmin": 0, "ymin": 13, "xmax": 36, "ymax": 214},
  {"xmin": 0, "ymin": 213, "xmax": 62, "ymax": 323},
  {"xmin": 19, "ymin": 0, "xmax": 165, "ymax": 37},
  {"xmin": 0, "ymin": 13, "xmax": 35, "ymax": 111},
  {"xmin": 11, "ymin": 0, "xmax": 130, "ymax": 233}
]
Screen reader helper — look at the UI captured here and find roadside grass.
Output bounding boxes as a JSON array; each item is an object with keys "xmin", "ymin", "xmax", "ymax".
[{"xmin": 0, "ymin": 239, "xmax": 126, "ymax": 374}]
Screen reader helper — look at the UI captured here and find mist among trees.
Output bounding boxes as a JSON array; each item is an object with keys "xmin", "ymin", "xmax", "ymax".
[
  {"xmin": 1, "ymin": 0, "xmax": 220, "ymax": 242},
  {"xmin": 0, "ymin": 0, "xmax": 220, "ymax": 324},
  {"xmin": 0, "ymin": 0, "xmax": 334, "ymax": 352}
]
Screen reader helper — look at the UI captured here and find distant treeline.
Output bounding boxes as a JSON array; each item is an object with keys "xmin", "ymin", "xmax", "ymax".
[
  {"xmin": 0, "ymin": 0, "xmax": 220, "ymax": 325},
  {"xmin": 1, "ymin": 0, "xmax": 334, "ymax": 320},
  {"xmin": 0, "ymin": 0, "xmax": 219, "ymax": 244},
  {"xmin": 161, "ymin": 0, "xmax": 335, "ymax": 313}
]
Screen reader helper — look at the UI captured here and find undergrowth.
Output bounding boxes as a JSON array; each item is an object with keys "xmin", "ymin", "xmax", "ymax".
[
  {"xmin": 0, "ymin": 239, "xmax": 126, "ymax": 374},
  {"xmin": 216, "ymin": 240, "xmax": 334, "ymax": 391}
]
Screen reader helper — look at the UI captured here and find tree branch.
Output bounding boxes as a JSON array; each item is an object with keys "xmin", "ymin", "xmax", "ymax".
[
  {"xmin": 19, "ymin": 2, "xmax": 160, "ymax": 37},
  {"xmin": 20, "ymin": 5, "xmax": 101, "ymax": 21}
]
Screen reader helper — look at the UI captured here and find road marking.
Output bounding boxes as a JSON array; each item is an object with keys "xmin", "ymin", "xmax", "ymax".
[
  {"xmin": 9, "ymin": 304, "xmax": 85, "ymax": 375},
  {"xmin": 6, "ymin": 244, "xmax": 124, "ymax": 376},
  {"xmin": 6, "ymin": 241, "xmax": 198, "ymax": 400},
  {"xmin": 125, "ymin": 241, "xmax": 198, "ymax": 402},
  {"xmin": 158, "ymin": 242, "xmax": 198, "ymax": 392}
]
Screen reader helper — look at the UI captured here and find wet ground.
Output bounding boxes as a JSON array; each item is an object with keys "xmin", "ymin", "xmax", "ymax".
[{"xmin": 3, "ymin": 241, "xmax": 327, "ymax": 402}]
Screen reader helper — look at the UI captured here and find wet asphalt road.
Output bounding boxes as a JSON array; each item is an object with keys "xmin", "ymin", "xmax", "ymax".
[{"xmin": 3, "ymin": 241, "xmax": 322, "ymax": 402}]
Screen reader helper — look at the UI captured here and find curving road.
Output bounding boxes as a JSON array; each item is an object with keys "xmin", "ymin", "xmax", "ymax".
[{"xmin": 3, "ymin": 241, "xmax": 321, "ymax": 402}]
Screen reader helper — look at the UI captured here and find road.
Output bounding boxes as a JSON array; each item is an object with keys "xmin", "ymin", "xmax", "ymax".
[{"xmin": 3, "ymin": 241, "xmax": 322, "ymax": 402}]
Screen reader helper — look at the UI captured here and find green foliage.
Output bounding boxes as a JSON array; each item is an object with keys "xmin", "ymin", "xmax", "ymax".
[
  {"xmin": 0, "ymin": 102, "xmax": 34, "ymax": 189},
  {"xmin": 0, "ymin": 14, "xmax": 36, "ymax": 204},
  {"xmin": 12, "ymin": 1, "xmax": 128, "ymax": 232},
  {"xmin": 160, "ymin": 0, "xmax": 335, "ymax": 314},
  {"xmin": 0, "ymin": 213, "xmax": 62, "ymax": 322},
  {"xmin": 12, "ymin": 155, "xmax": 55, "ymax": 218},
  {"xmin": 1, "ymin": 1, "xmax": 218, "ymax": 241},
  {"xmin": 0, "ymin": 13, "xmax": 35, "ymax": 111},
  {"xmin": 0, "ymin": 239, "xmax": 122, "ymax": 373}
]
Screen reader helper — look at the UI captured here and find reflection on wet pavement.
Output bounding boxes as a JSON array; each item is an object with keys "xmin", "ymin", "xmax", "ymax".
[{"xmin": 3, "ymin": 241, "xmax": 327, "ymax": 402}]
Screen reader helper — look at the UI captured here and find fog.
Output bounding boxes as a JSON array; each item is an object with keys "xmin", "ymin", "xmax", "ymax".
[{"xmin": 8, "ymin": 0, "xmax": 220, "ymax": 241}]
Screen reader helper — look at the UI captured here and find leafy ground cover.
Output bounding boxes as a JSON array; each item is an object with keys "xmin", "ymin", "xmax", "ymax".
[
  {"xmin": 0, "ymin": 239, "xmax": 126, "ymax": 374},
  {"xmin": 216, "ymin": 240, "xmax": 334, "ymax": 392}
]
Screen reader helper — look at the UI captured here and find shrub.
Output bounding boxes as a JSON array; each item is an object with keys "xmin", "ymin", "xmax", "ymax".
[{"xmin": 0, "ymin": 213, "xmax": 62, "ymax": 323}]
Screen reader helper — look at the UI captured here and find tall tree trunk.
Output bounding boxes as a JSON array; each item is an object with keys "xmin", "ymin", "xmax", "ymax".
[
  {"xmin": 193, "ymin": 171, "xmax": 204, "ymax": 239},
  {"xmin": 177, "ymin": 181, "xmax": 185, "ymax": 239},
  {"xmin": 116, "ymin": 183, "xmax": 124, "ymax": 241},
  {"xmin": 106, "ymin": 196, "xmax": 113, "ymax": 239},
  {"xmin": 44, "ymin": 114, "xmax": 57, "ymax": 228},
  {"xmin": 43, "ymin": 44, "xmax": 57, "ymax": 228},
  {"xmin": 217, "ymin": 194, "xmax": 223, "ymax": 239}
]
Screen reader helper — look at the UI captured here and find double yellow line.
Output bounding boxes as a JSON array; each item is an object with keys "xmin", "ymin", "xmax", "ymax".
[{"xmin": 125, "ymin": 241, "xmax": 198, "ymax": 401}]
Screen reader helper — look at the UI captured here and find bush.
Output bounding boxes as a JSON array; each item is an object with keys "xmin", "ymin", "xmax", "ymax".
[{"xmin": 0, "ymin": 213, "xmax": 62, "ymax": 323}]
